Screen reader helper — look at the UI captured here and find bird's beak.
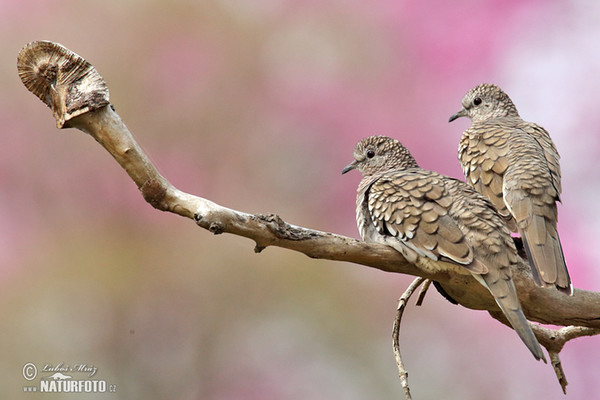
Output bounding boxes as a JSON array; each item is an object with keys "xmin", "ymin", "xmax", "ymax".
[
  {"xmin": 448, "ymin": 108, "xmax": 467, "ymax": 123},
  {"xmin": 341, "ymin": 160, "xmax": 358, "ymax": 175}
]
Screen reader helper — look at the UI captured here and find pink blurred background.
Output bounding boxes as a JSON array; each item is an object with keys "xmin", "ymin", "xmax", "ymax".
[{"xmin": 2, "ymin": 1, "xmax": 600, "ymax": 399}]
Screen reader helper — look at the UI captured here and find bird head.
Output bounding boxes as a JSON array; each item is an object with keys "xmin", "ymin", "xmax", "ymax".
[
  {"xmin": 342, "ymin": 135, "xmax": 418, "ymax": 176},
  {"xmin": 449, "ymin": 83, "xmax": 519, "ymax": 124}
]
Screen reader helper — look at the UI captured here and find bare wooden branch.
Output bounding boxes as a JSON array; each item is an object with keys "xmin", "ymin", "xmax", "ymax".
[
  {"xmin": 392, "ymin": 277, "xmax": 426, "ymax": 400},
  {"xmin": 415, "ymin": 279, "xmax": 432, "ymax": 306},
  {"xmin": 549, "ymin": 352, "xmax": 568, "ymax": 395},
  {"xmin": 16, "ymin": 41, "xmax": 600, "ymax": 388},
  {"xmin": 535, "ymin": 324, "xmax": 600, "ymax": 394}
]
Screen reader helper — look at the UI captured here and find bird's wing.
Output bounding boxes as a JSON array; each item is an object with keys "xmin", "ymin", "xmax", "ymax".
[
  {"xmin": 519, "ymin": 122, "xmax": 562, "ymax": 198},
  {"xmin": 367, "ymin": 170, "xmax": 486, "ymax": 274},
  {"xmin": 459, "ymin": 125, "xmax": 515, "ymax": 230},
  {"xmin": 486, "ymin": 121, "xmax": 571, "ymax": 294}
]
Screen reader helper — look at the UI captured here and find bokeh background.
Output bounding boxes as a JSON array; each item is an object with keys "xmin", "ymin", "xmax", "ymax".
[{"xmin": 2, "ymin": 1, "xmax": 600, "ymax": 399}]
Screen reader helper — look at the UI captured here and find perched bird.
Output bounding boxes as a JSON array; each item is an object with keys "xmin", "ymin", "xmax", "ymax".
[
  {"xmin": 342, "ymin": 135, "xmax": 545, "ymax": 361},
  {"xmin": 449, "ymin": 83, "xmax": 572, "ymax": 295}
]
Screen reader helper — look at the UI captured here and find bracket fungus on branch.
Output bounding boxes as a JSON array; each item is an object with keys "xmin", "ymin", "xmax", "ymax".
[
  {"xmin": 17, "ymin": 40, "xmax": 600, "ymax": 396},
  {"xmin": 18, "ymin": 40, "xmax": 109, "ymax": 128}
]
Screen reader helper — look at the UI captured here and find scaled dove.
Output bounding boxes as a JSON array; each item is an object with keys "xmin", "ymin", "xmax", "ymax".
[
  {"xmin": 449, "ymin": 83, "xmax": 572, "ymax": 295},
  {"xmin": 342, "ymin": 135, "xmax": 545, "ymax": 361}
]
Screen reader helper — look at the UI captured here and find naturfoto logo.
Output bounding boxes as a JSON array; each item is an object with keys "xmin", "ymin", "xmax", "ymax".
[{"xmin": 22, "ymin": 362, "xmax": 116, "ymax": 393}]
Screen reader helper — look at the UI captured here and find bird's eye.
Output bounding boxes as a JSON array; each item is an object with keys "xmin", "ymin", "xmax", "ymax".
[
  {"xmin": 473, "ymin": 97, "xmax": 482, "ymax": 106},
  {"xmin": 366, "ymin": 150, "xmax": 376, "ymax": 158}
]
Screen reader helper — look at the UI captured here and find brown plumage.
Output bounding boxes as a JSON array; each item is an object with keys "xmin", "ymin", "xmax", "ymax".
[
  {"xmin": 342, "ymin": 135, "xmax": 545, "ymax": 362},
  {"xmin": 449, "ymin": 83, "xmax": 572, "ymax": 295}
]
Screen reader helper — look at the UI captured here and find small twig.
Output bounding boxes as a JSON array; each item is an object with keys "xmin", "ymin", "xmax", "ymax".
[
  {"xmin": 549, "ymin": 351, "xmax": 568, "ymax": 395},
  {"xmin": 415, "ymin": 279, "xmax": 432, "ymax": 306},
  {"xmin": 530, "ymin": 324, "xmax": 600, "ymax": 394},
  {"xmin": 393, "ymin": 277, "xmax": 426, "ymax": 400}
]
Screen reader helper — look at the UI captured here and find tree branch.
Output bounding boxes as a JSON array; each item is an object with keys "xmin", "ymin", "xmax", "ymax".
[
  {"xmin": 534, "ymin": 325, "xmax": 600, "ymax": 394},
  {"xmin": 17, "ymin": 40, "xmax": 600, "ymax": 353},
  {"xmin": 392, "ymin": 277, "xmax": 427, "ymax": 400}
]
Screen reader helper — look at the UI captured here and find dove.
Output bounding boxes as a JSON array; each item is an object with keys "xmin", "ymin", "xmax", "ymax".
[
  {"xmin": 449, "ymin": 83, "xmax": 572, "ymax": 295},
  {"xmin": 342, "ymin": 135, "xmax": 545, "ymax": 361}
]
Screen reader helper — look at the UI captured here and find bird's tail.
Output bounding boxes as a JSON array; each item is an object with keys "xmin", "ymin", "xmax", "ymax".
[
  {"xmin": 521, "ymin": 215, "xmax": 573, "ymax": 295},
  {"xmin": 472, "ymin": 271, "xmax": 546, "ymax": 362}
]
